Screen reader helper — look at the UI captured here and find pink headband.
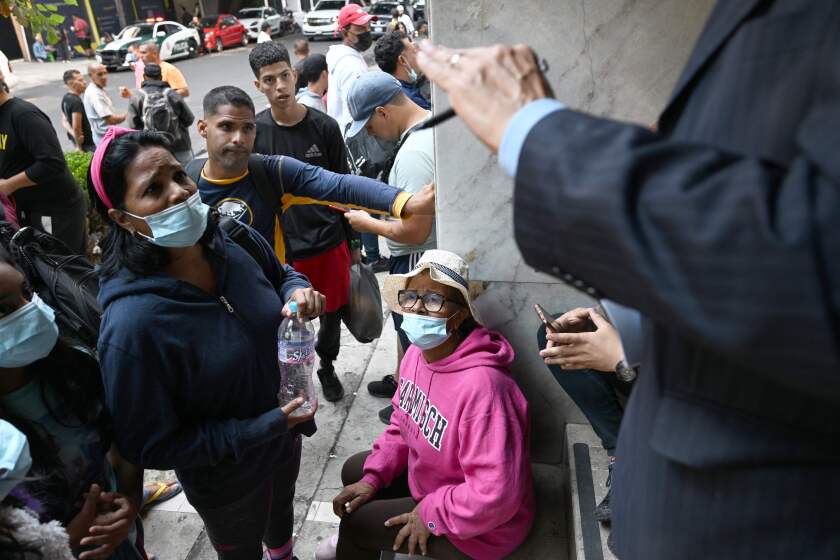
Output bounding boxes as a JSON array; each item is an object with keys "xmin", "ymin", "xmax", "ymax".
[{"xmin": 91, "ymin": 127, "xmax": 134, "ymax": 210}]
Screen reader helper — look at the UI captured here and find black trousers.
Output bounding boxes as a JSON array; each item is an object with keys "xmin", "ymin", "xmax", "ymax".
[
  {"xmin": 537, "ymin": 315, "xmax": 633, "ymax": 455},
  {"xmin": 195, "ymin": 436, "xmax": 301, "ymax": 560},
  {"xmin": 336, "ymin": 451, "xmax": 470, "ymax": 560},
  {"xmin": 19, "ymin": 195, "xmax": 87, "ymax": 256},
  {"xmin": 316, "ymin": 305, "xmax": 350, "ymax": 371}
]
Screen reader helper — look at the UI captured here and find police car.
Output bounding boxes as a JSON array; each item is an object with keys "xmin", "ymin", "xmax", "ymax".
[{"xmin": 96, "ymin": 19, "xmax": 200, "ymax": 71}]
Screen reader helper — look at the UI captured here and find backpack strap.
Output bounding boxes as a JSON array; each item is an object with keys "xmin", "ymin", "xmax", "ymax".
[
  {"xmin": 247, "ymin": 154, "xmax": 283, "ymax": 218},
  {"xmin": 184, "ymin": 157, "xmax": 206, "ymax": 186},
  {"xmin": 217, "ymin": 215, "xmax": 274, "ymax": 278}
]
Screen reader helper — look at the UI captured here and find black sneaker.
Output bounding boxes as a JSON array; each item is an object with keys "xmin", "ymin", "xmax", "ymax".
[
  {"xmin": 378, "ymin": 404, "xmax": 393, "ymax": 425},
  {"xmin": 370, "ymin": 257, "xmax": 390, "ymax": 273},
  {"xmin": 594, "ymin": 462, "xmax": 613, "ymax": 523},
  {"xmin": 368, "ymin": 374, "xmax": 398, "ymax": 398},
  {"xmin": 318, "ymin": 368, "xmax": 345, "ymax": 402}
]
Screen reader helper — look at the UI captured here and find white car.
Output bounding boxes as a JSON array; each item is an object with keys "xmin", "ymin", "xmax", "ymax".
[
  {"xmin": 303, "ymin": 0, "xmax": 369, "ymax": 39},
  {"xmin": 237, "ymin": 7, "xmax": 283, "ymax": 40},
  {"xmin": 96, "ymin": 20, "xmax": 200, "ymax": 71}
]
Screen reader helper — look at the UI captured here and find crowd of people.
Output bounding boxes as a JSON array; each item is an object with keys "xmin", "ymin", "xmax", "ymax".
[{"xmin": 2, "ymin": 0, "xmax": 837, "ymax": 559}]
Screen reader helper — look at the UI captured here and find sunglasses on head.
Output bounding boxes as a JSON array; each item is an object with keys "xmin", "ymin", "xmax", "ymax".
[{"xmin": 398, "ymin": 290, "xmax": 462, "ymax": 313}]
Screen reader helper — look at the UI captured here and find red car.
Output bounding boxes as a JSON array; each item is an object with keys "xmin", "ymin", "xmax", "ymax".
[{"xmin": 201, "ymin": 14, "xmax": 248, "ymax": 52}]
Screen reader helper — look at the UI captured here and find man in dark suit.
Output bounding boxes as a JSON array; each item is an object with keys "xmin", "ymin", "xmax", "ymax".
[{"xmin": 417, "ymin": 0, "xmax": 840, "ymax": 557}]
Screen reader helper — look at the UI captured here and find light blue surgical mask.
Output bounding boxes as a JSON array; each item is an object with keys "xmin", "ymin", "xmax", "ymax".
[
  {"xmin": 0, "ymin": 293, "xmax": 59, "ymax": 368},
  {"xmin": 401, "ymin": 313, "xmax": 453, "ymax": 350},
  {"xmin": 125, "ymin": 191, "xmax": 210, "ymax": 248},
  {"xmin": 407, "ymin": 67, "xmax": 418, "ymax": 84},
  {"xmin": 0, "ymin": 420, "xmax": 32, "ymax": 500}
]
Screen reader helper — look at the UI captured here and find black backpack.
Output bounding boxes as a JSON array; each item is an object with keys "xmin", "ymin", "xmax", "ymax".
[
  {"xmin": 141, "ymin": 87, "xmax": 178, "ymax": 136},
  {"xmin": 0, "ymin": 222, "xmax": 101, "ymax": 355}
]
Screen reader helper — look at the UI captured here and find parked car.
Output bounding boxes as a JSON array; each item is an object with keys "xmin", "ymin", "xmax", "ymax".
[
  {"xmin": 369, "ymin": 1, "xmax": 399, "ymax": 37},
  {"xmin": 201, "ymin": 14, "xmax": 249, "ymax": 52},
  {"xmin": 412, "ymin": 0, "xmax": 425, "ymax": 22},
  {"xmin": 95, "ymin": 19, "xmax": 199, "ymax": 70},
  {"xmin": 302, "ymin": 0, "xmax": 369, "ymax": 40},
  {"xmin": 237, "ymin": 6, "xmax": 283, "ymax": 40}
]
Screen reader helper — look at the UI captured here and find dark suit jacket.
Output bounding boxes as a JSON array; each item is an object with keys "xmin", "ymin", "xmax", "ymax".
[{"xmin": 514, "ymin": 0, "xmax": 840, "ymax": 557}]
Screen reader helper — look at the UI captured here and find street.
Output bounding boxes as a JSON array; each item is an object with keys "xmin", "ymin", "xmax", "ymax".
[{"xmin": 16, "ymin": 34, "xmax": 342, "ymax": 157}]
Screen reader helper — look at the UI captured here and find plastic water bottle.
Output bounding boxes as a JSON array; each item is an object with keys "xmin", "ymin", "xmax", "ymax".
[{"xmin": 277, "ymin": 302, "xmax": 317, "ymax": 416}]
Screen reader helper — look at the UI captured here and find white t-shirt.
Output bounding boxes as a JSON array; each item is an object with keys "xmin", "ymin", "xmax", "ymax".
[
  {"xmin": 83, "ymin": 83, "xmax": 115, "ymax": 146},
  {"xmin": 257, "ymin": 31, "xmax": 272, "ymax": 44},
  {"xmin": 399, "ymin": 14, "xmax": 415, "ymax": 34},
  {"xmin": 326, "ymin": 44, "xmax": 368, "ymax": 136},
  {"xmin": 387, "ymin": 116, "xmax": 437, "ymax": 256}
]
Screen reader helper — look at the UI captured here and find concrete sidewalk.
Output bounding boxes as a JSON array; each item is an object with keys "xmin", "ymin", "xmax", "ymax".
[{"xmin": 140, "ymin": 273, "xmax": 568, "ymax": 559}]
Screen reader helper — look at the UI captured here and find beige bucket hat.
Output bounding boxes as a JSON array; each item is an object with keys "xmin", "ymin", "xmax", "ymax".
[{"xmin": 382, "ymin": 249, "xmax": 482, "ymax": 324}]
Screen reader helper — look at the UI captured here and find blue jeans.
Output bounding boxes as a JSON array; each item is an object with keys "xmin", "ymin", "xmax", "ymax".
[
  {"xmin": 537, "ymin": 316, "xmax": 634, "ymax": 454},
  {"xmin": 361, "ymin": 216, "xmax": 380, "ymax": 262}
]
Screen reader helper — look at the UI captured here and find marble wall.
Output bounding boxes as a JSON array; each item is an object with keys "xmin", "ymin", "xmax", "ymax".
[{"xmin": 428, "ymin": 0, "xmax": 716, "ymax": 462}]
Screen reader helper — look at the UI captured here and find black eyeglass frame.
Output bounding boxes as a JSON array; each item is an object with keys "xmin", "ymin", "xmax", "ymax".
[{"xmin": 397, "ymin": 289, "xmax": 464, "ymax": 313}]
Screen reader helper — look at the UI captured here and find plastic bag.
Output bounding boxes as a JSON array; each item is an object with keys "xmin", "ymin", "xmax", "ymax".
[{"xmin": 346, "ymin": 263, "xmax": 383, "ymax": 343}]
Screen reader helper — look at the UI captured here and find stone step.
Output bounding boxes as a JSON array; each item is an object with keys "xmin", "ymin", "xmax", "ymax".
[{"xmin": 566, "ymin": 424, "xmax": 616, "ymax": 560}]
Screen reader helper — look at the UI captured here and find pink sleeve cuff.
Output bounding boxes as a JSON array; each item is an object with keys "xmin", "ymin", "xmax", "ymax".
[{"xmin": 360, "ymin": 473, "xmax": 383, "ymax": 492}]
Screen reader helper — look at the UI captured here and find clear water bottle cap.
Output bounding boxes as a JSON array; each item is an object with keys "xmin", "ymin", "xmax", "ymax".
[{"xmin": 289, "ymin": 301, "xmax": 298, "ymax": 313}]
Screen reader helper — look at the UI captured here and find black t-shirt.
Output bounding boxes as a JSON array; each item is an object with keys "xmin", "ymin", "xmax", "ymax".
[
  {"xmin": 254, "ymin": 106, "xmax": 354, "ymax": 261},
  {"xmin": 0, "ymin": 98, "xmax": 82, "ymax": 212},
  {"xmin": 61, "ymin": 92, "xmax": 95, "ymax": 152}
]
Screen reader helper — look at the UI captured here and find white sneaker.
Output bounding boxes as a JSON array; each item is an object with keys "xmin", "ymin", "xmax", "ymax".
[{"xmin": 314, "ymin": 533, "xmax": 338, "ymax": 560}]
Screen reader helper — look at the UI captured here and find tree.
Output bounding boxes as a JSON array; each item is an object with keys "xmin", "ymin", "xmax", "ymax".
[{"xmin": 0, "ymin": 0, "xmax": 79, "ymax": 44}]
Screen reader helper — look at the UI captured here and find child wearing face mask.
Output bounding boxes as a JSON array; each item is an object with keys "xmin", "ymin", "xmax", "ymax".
[
  {"xmin": 0, "ymin": 245, "xmax": 148, "ymax": 560},
  {"xmin": 319, "ymin": 250, "xmax": 534, "ymax": 560},
  {"xmin": 0, "ymin": 420, "xmax": 74, "ymax": 559}
]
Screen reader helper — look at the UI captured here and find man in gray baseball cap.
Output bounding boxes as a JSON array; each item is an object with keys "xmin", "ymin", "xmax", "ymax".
[
  {"xmin": 343, "ymin": 69, "xmax": 437, "ymax": 425},
  {"xmin": 345, "ymin": 70, "xmax": 428, "ymax": 140}
]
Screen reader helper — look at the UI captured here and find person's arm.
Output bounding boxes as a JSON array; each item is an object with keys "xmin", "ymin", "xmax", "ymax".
[
  {"xmin": 70, "ymin": 112, "xmax": 85, "ymax": 149},
  {"xmin": 343, "ymin": 147, "xmax": 435, "ymax": 244},
  {"xmin": 274, "ymin": 155, "xmax": 421, "ymax": 218},
  {"xmin": 125, "ymin": 96, "xmax": 141, "ymax": 130},
  {"xmin": 99, "ymin": 336, "xmax": 292, "ymax": 470},
  {"xmin": 417, "ymin": 393, "xmax": 530, "ymax": 540},
  {"xmin": 360, "ymin": 395, "xmax": 410, "ymax": 490},
  {"xmin": 513, "ymin": 107, "xmax": 840, "ymax": 394},
  {"xmin": 167, "ymin": 67, "xmax": 189, "ymax": 98},
  {"xmin": 91, "ymin": 92, "xmax": 126, "ymax": 125},
  {"xmin": 0, "ymin": 109, "xmax": 67, "ymax": 195},
  {"xmin": 172, "ymin": 92, "xmax": 195, "ymax": 127}
]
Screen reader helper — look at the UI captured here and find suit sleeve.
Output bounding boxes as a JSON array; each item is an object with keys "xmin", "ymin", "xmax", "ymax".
[
  {"xmin": 269, "ymin": 155, "xmax": 413, "ymax": 217},
  {"xmin": 513, "ymin": 105, "xmax": 840, "ymax": 394}
]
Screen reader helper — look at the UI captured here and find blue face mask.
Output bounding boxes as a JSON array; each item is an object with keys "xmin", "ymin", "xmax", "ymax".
[
  {"xmin": 401, "ymin": 313, "xmax": 454, "ymax": 350},
  {"xmin": 0, "ymin": 293, "xmax": 59, "ymax": 368},
  {"xmin": 407, "ymin": 67, "xmax": 418, "ymax": 84},
  {"xmin": 0, "ymin": 420, "xmax": 32, "ymax": 501},
  {"xmin": 125, "ymin": 191, "xmax": 210, "ymax": 248}
]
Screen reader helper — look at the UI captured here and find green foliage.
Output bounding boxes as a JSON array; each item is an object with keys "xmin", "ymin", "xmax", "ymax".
[
  {"xmin": 64, "ymin": 150, "xmax": 105, "ymax": 242},
  {"xmin": 1, "ymin": 0, "xmax": 78, "ymax": 44}
]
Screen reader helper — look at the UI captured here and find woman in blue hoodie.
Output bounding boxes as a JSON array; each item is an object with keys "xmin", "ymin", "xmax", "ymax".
[{"xmin": 90, "ymin": 127, "xmax": 323, "ymax": 560}]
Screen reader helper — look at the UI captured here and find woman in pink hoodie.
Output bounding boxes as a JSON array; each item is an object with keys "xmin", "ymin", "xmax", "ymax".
[{"xmin": 319, "ymin": 250, "xmax": 535, "ymax": 560}]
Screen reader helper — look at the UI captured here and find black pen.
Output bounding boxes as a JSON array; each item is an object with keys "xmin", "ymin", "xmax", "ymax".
[
  {"xmin": 416, "ymin": 107, "xmax": 456, "ymax": 130},
  {"xmin": 416, "ymin": 54, "xmax": 550, "ymax": 131}
]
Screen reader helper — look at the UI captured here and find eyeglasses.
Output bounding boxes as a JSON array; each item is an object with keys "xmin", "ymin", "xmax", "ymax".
[{"xmin": 398, "ymin": 290, "xmax": 461, "ymax": 313}]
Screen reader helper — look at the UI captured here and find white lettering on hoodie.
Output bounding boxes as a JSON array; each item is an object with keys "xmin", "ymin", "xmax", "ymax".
[{"xmin": 398, "ymin": 378, "xmax": 449, "ymax": 451}]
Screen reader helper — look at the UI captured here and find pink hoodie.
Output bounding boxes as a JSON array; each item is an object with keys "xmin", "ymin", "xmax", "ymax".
[{"xmin": 362, "ymin": 327, "xmax": 535, "ymax": 559}]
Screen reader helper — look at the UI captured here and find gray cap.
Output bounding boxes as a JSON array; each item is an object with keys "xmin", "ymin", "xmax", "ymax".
[{"xmin": 345, "ymin": 71, "xmax": 403, "ymax": 138}]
